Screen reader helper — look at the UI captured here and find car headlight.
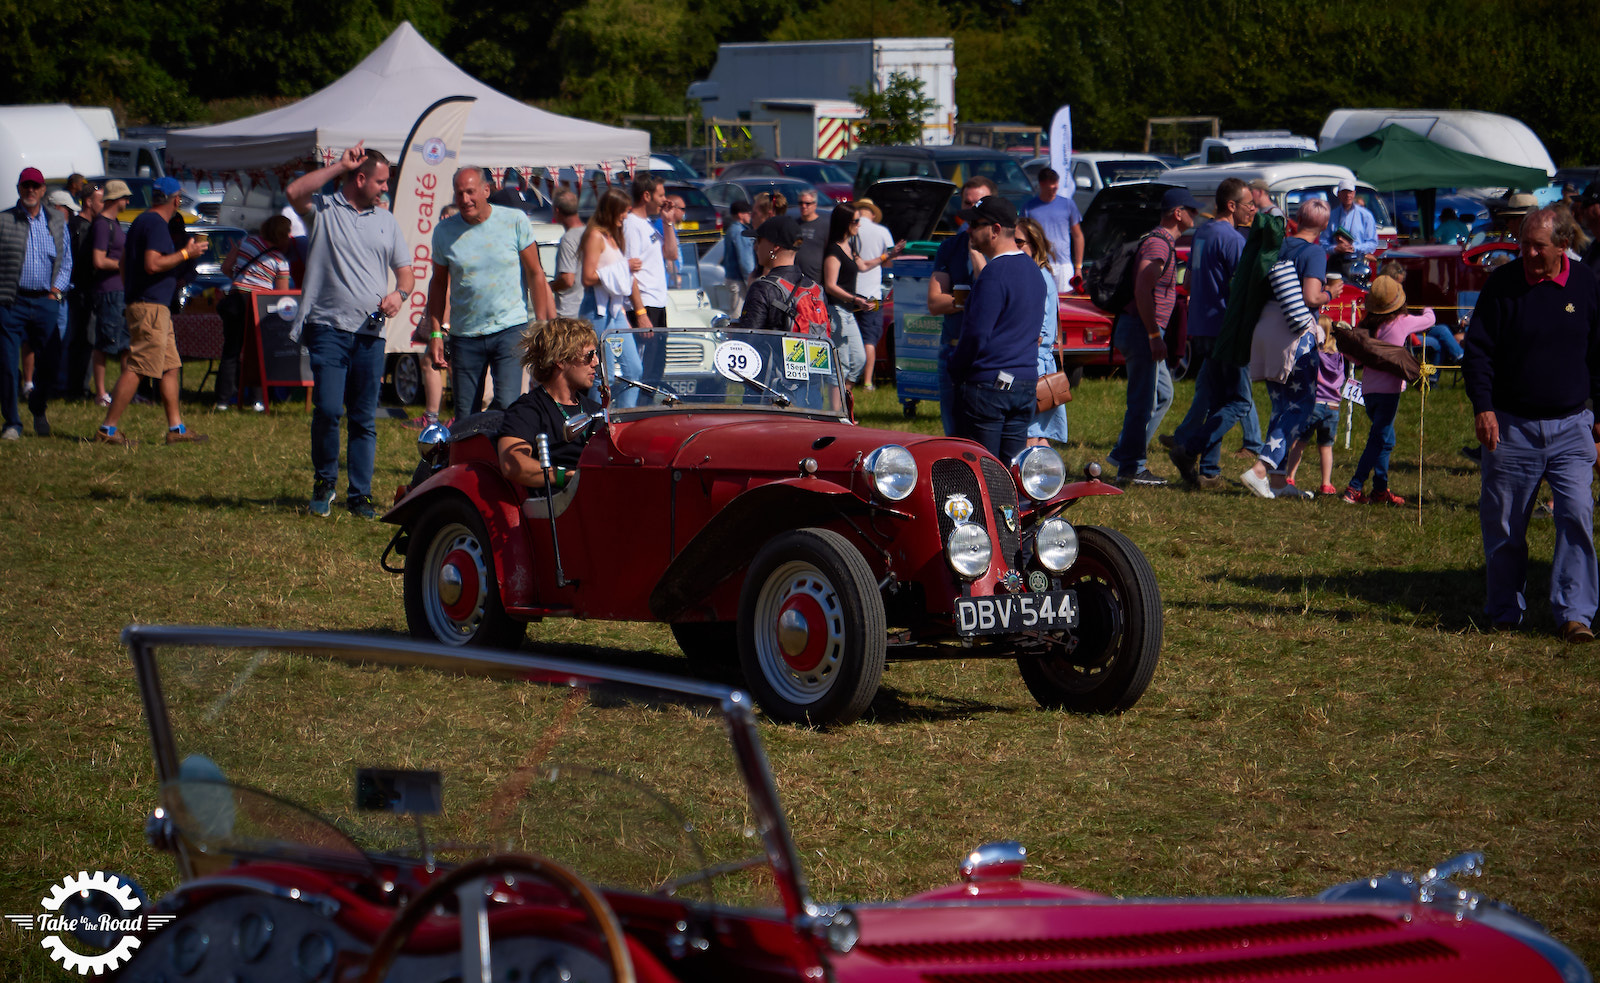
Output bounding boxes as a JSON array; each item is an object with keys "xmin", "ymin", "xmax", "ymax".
[
  {"xmin": 1012, "ymin": 446, "xmax": 1066, "ymax": 502},
  {"xmin": 946, "ymin": 523, "xmax": 992, "ymax": 580},
  {"xmin": 863, "ymin": 444, "xmax": 917, "ymax": 501},
  {"xmin": 1035, "ymin": 518, "xmax": 1079, "ymax": 573}
]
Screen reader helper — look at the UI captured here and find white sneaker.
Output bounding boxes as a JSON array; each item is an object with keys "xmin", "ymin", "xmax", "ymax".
[{"xmin": 1240, "ymin": 469, "xmax": 1274, "ymax": 499}]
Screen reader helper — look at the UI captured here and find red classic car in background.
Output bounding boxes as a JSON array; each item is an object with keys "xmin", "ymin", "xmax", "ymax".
[
  {"xmin": 380, "ymin": 325, "xmax": 1162, "ymax": 726},
  {"xmin": 1378, "ymin": 238, "xmax": 1522, "ymax": 332},
  {"xmin": 107, "ymin": 625, "xmax": 1593, "ymax": 983}
]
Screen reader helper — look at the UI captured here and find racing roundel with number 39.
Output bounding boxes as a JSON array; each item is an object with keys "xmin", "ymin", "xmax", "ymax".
[{"xmin": 714, "ymin": 341, "xmax": 763, "ymax": 382}]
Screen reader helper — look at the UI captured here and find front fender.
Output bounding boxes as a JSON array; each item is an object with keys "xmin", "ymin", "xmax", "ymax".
[
  {"xmin": 380, "ymin": 462, "xmax": 539, "ymax": 610},
  {"xmin": 649, "ymin": 477, "xmax": 881, "ymax": 622},
  {"xmin": 1019, "ymin": 478, "xmax": 1122, "ymax": 527}
]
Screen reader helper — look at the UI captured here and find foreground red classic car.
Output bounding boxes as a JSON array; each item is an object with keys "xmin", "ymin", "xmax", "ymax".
[
  {"xmin": 380, "ymin": 325, "xmax": 1161, "ymax": 725},
  {"xmin": 100, "ymin": 626, "xmax": 1592, "ymax": 983}
]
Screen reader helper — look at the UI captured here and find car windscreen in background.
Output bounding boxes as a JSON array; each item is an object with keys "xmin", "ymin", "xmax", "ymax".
[{"xmin": 1097, "ymin": 161, "xmax": 1169, "ymax": 186}]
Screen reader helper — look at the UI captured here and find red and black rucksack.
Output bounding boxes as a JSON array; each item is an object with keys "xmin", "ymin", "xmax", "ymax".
[{"xmin": 756, "ymin": 271, "xmax": 830, "ymax": 335}]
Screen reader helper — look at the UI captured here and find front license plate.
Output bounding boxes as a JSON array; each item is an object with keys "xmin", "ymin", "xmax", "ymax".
[
  {"xmin": 956, "ymin": 590, "xmax": 1079, "ymax": 635},
  {"xmin": 678, "ymin": 221, "xmax": 700, "ymax": 230}
]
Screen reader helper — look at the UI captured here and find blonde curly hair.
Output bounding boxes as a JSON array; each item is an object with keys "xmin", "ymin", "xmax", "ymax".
[{"xmin": 520, "ymin": 318, "xmax": 599, "ymax": 384}]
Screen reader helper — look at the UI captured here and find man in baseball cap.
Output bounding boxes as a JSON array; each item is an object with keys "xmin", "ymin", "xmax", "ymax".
[
  {"xmin": 1323, "ymin": 176, "xmax": 1377, "ymax": 278},
  {"xmin": 0, "ymin": 167, "xmax": 74, "ymax": 438},
  {"xmin": 738, "ymin": 215, "xmax": 827, "ymax": 335}
]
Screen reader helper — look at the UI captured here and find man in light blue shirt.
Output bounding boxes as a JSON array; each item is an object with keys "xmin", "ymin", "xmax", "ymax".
[
  {"xmin": 1019, "ymin": 168, "xmax": 1083, "ymax": 289},
  {"xmin": 427, "ymin": 167, "xmax": 556, "ymax": 422},
  {"xmin": 1321, "ymin": 177, "xmax": 1378, "ymax": 278}
]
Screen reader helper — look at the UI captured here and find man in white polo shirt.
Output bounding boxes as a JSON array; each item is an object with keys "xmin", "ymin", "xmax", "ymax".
[
  {"xmin": 286, "ymin": 143, "xmax": 414, "ymax": 519},
  {"xmin": 624, "ymin": 175, "xmax": 669, "ymax": 387}
]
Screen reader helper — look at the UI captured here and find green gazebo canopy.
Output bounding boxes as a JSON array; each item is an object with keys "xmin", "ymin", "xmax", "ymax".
[{"xmin": 1303, "ymin": 124, "xmax": 1549, "ymax": 192}]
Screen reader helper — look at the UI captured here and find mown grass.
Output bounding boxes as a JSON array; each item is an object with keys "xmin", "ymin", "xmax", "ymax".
[{"xmin": 2, "ymin": 369, "xmax": 1597, "ymax": 978}]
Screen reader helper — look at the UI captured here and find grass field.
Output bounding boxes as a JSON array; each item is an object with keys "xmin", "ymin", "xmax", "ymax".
[{"xmin": 2, "ymin": 369, "xmax": 1597, "ymax": 977}]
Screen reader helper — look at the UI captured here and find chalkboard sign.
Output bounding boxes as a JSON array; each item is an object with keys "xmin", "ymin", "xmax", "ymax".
[{"xmin": 244, "ymin": 290, "xmax": 313, "ymax": 402}]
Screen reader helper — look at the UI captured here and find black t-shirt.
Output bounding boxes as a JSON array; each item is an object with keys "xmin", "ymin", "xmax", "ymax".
[
  {"xmin": 496, "ymin": 386, "xmax": 601, "ymax": 470},
  {"xmin": 795, "ymin": 216, "xmax": 826, "ymax": 283},
  {"xmin": 825, "ymin": 241, "xmax": 857, "ymax": 300}
]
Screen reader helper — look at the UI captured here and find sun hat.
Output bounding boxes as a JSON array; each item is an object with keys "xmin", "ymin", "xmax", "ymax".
[
  {"xmin": 1365, "ymin": 274, "xmax": 1406, "ymax": 316},
  {"xmin": 853, "ymin": 198, "xmax": 883, "ymax": 222}
]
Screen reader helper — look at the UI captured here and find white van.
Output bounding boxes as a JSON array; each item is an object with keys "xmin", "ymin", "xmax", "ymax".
[
  {"xmin": 1160, "ymin": 161, "xmax": 1398, "ymax": 240},
  {"xmin": 1197, "ymin": 131, "xmax": 1318, "ymax": 166},
  {"xmin": 0, "ymin": 104, "xmax": 105, "ymax": 184},
  {"xmin": 1319, "ymin": 109, "xmax": 1556, "ymax": 177}
]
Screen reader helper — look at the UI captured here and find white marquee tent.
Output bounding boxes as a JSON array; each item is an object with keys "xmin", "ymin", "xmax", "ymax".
[{"xmin": 166, "ymin": 21, "xmax": 650, "ymax": 173}]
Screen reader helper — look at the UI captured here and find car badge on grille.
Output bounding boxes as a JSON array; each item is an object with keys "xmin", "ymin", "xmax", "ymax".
[
  {"xmin": 943, "ymin": 493, "xmax": 974, "ymax": 526},
  {"xmin": 999, "ymin": 569, "xmax": 1025, "ymax": 593},
  {"xmin": 999, "ymin": 505, "xmax": 1017, "ymax": 532},
  {"xmin": 1028, "ymin": 570, "xmax": 1049, "ymax": 592}
]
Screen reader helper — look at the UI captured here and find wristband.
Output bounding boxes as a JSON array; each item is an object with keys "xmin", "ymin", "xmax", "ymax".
[
  {"xmin": 430, "ymin": 331, "xmax": 445, "ymax": 339},
  {"xmin": 552, "ymin": 468, "xmax": 567, "ymax": 490},
  {"xmin": 634, "ymin": 308, "xmax": 647, "ymax": 316}
]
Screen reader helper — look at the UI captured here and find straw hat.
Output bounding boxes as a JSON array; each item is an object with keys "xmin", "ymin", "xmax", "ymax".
[
  {"xmin": 1365, "ymin": 274, "xmax": 1406, "ymax": 316},
  {"xmin": 1499, "ymin": 193, "xmax": 1539, "ymax": 216},
  {"xmin": 853, "ymin": 197, "xmax": 883, "ymax": 222}
]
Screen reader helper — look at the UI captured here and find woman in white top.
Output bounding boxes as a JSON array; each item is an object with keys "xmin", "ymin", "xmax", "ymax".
[{"xmin": 579, "ymin": 188, "xmax": 646, "ymax": 408}]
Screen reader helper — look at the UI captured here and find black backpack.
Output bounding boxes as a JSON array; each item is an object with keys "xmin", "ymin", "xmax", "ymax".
[{"xmin": 1086, "ymin": 230, "xmax": 1173, "ymax": 314}]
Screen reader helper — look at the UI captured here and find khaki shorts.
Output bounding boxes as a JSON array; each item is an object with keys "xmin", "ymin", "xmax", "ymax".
[{"xmin": 125, "ymin": 302, "xmax": 181, "ymax": 378}]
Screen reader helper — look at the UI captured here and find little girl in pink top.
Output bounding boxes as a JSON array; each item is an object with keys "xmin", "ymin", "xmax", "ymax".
[{"xmin": 1341, "ymin": 275, "xmax": 1432, "ymax": 505}]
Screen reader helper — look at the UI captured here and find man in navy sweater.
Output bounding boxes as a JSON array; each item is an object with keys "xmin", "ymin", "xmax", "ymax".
[
  {"xmin": 948, "ymin": 196, "xmax": 1045, "ymax": 460},
  {"xmin": 1462, "ymin": 207, "xmax": 1600, "ymax": 642}
]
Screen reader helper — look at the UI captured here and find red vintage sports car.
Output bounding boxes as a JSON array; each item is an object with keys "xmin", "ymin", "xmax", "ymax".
[
  {"xmin": 379, "ymin": 324, "xmax": 1161, "ymax": 726},
  {"xmin": 99, "ymin": 625, "xmax": 1591, "ymax": 983}
]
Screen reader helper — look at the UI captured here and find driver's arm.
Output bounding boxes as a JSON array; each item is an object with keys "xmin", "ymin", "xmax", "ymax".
[{"xmin": 497, "ymin": 435, "xmax": 570, "ymax": 490}]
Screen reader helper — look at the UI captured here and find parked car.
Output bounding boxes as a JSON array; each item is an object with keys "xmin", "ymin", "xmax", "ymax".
[
  {"xmin": 1371, "ymin": 190, "xmax": 1490, "ymax": 240},
  {"xmin": 716, "ymin": 158, "xmax": 857, "ymax": 203},
  {"xmin": 650, "ymin": 152, "xmax": 706, "ymax": 186},
  {"xmin": 1023, "ymin": 153, "xmax": 1171, "ymax": 213},
  {"xmin": 114, "ymin": 623, "xmax": 1592, "ymax": 983},
  {"xmin": 703, "ymin": 176, "xmax": 837, "ymax": 224},
  {"xmin": 382, "ymin": 323, "xmax": 1162, "ymax": 725},
  {"xmin": 662, "ymin": 182, "xmax": 722, "ymax": 243},
  {"xmin": 1378, "ymin": 239, "xmax": 1523, "ymax": 333},
  {"xmin": 851, "ymin": 147, "xmax": 1034, "ymax": 234},
  {"xmin": 170, "ymin": 225, "xmax": 248, "ymax": 371},
  {"xmin": 1161, "ymin": 162, "xmax": 1400, "ymax": 247}
]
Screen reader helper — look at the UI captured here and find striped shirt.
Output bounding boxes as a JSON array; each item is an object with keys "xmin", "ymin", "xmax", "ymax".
[
  {"xmin": 230, "ymin": 235, "xmax": 291, "ymax": 291},
  {"xmin": 19, "ymin": 208, "xmax": 71, "ymax": 293}
]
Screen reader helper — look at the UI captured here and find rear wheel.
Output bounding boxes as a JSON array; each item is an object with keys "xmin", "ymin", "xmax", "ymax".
[
  {"xmin": 403, "ymin": 497, "xmax": 525, "ymax": 650},
  {"xmin": 1016, "ymin": 525, "xmax": 1160, "ymax": 713},
  {"xmin": 388, "ymin": 353, "xmax": 422, "ymax": 405},
  {"xmin": 738, "ymin": 528, "xmax": 885, "ymax": 725}
]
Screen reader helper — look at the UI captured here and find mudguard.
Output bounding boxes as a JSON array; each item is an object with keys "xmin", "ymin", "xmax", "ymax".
[
  {"xmin": 380, "ymin": 462, "xmax": 540, "ymax": 610},
  {"xmin": 1019, "ymin": 478, "xmax": 1122, "ymax": 526},
  {"xmin": 648, "ymin": 477, "xmax": 885, "ymax": 622}
]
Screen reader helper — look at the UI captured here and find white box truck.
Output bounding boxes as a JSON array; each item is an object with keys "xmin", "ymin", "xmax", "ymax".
[
  {"xmin": 746, "ymin": 98, "xmax": 865, "ymax": 159},
  {"xmin": 688, "ymin": 38, "xmax": 956, "ymax": 149},
  {"xmin": 0, "ymin": 104, "xmax": 106, "ymax": 184}
]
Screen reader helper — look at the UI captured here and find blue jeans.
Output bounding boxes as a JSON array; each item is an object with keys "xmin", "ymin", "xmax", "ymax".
[
  {"xmin": 306, "ymin": 323, "xmax": 385, "ymax": 500},
  {"xmin": 1297, "ymin": 401, "xmax": 1340, "ymax": 447},
  {"xmin": 0, "ymin": 294, "xmax": 63, "ymax": 427},
  {"xmin": 1420, "ymin": 323, "xmax": 1463, "ymax": 364},
  {"xmin": 1110, "ymin": 313, "xmax": 1173, "ymax": 476},
  {"xmin": 1258, "ymin": 352, "xmax": 1318, "ymax": 472},
  {"xmin": 1174, "ymin": 337, "xmax": 1263, "ymax": 476},
  {"xmin": 1348, "ymin": 391, "xmax": 1401, "ymax": 492},
  {"xmin": 449, "ymin": 323, "xmax": 524, "ymax": 421},
  {"xmin": 1480, "ymin": 409, "xmax": 1598, "ymax": 627},
  {"xmin": 582, "ymin": 291, "xmax": 641, "ymax": 408},
  {"xmin": 956, "ymin": 379, "xmax": 1034, "ymax": 461}
]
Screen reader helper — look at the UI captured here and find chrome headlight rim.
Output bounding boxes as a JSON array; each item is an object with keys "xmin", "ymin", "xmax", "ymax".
[
  {"xmin": 946, "ymin": 523, "xmax": 993, "ymax": 580},
  {"xmin": 1035, "ymin": 518, "xmax": 1080, "ymax": 573},
  {"xmin": 1012, "ymin": 445, "xmax": 1067, "ymax": 502},
  {"xmin": 863, "ymin": 444, "xmax": 917, "ymax": 502}
]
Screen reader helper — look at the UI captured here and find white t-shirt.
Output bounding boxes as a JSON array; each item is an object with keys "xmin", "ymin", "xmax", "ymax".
[
  {"xmin": 853, "ymin": 215, "xmax": 896, "ymax": 299},
  {"xmin": 623, "ymin": 212, "xmax": 668, "ymax": 307}
]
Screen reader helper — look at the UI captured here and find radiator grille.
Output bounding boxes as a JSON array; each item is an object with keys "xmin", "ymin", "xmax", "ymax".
[
  {"xmin": 980, "ymin": 457, "xmax": 1020, "ymax": 562},
  {"xmin": 931, "ymin": 458, "xmax": 985, "ymax": 544}
]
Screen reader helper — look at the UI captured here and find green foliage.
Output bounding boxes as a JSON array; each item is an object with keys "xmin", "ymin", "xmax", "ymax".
[{"xmin": 850, "ymin": 72, "xmax": 937, "ymax": 147}]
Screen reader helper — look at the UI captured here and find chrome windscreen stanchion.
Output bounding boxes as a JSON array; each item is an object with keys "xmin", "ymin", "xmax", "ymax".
[{"xmin": 536, "ymin": 433, "xmax": 574, "ymax": 588}]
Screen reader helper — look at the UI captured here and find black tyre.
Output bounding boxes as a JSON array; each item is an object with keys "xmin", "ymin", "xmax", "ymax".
[
  {"xmin": 403, "ymin": 496, "xmax": 526, "ymax": 650},
  {"xmin": 902, "ymin": 399, "xmax": 919, "ymax": 418},
  {"xmin": 670, "ymin": 622, "xmax": 740, "ymax": 672},
  {"xmin": 737, "ymin": 528, "xmax": 886, "ymax": 725},
  {"xmin": 387, "ymin": 353, "xmax": 422, "ymax": 405},
  {"xmin": 1017, "ymin": 525, "xmax": 1161, "ymax": 713}
]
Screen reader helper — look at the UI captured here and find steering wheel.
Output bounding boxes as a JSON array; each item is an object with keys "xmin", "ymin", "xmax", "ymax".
[{"xmin": 360, "ymin": 853, "xmax": 636, "ymax": 983}]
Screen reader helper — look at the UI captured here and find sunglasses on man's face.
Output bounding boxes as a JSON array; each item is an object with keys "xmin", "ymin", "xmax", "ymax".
[{"xmin": 575, "ymin": 349, "xmax": 599, "ymax": 365}]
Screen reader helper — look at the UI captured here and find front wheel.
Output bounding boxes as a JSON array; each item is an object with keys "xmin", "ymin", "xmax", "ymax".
[
  {"xmin": 403, "ymin": 496, "xmax": 526, "ymax": 650},
  {"xmin": 737, "ymin": 528, "xmax": 886, "ymax": 725},
  {"xmin": 1016, "ymin": 525, "xmax": 1160, "ymax": 713}
]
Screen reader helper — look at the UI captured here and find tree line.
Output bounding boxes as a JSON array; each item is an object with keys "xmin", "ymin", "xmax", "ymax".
[{"xmin": 4, "ymin": 0, "xmax": 1596, "ymax": 165}]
